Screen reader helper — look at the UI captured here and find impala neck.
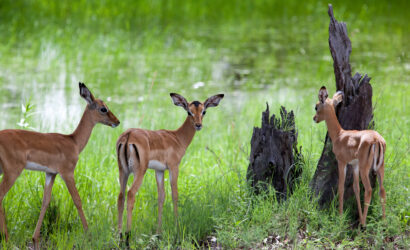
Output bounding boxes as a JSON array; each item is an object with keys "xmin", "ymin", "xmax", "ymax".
[
  {"xmin": 324, "ymin": 106, "xmax": 342, "ymax": 142},
  {"xmin": 175, "ymin": 116, "xmax": 196, "ymax": 148},
  {"xmin": 71, "ymin": 107, "xmax": 97, "ymax": 153}
]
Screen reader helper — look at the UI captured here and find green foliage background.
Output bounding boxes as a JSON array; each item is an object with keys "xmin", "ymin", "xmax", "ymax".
[{"xmin": 0, "ymin": 0, "xmax": 408, "ymax": 248}]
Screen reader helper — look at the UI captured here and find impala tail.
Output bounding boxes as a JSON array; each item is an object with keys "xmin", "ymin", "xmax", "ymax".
[
  {"xmin": 117, "ymin": 132, "xmax": 130, "ymax": 174},
  {"xmin": 371, "ymin": 140, "xmax": 385, "ymax": 172},
  {"xmin": 117, "ymin": 131, "xmax": 140, "ymax": 174},
  {"xmin": 377, "ymin": 140, "xmax": 385, "ymax": 171}
]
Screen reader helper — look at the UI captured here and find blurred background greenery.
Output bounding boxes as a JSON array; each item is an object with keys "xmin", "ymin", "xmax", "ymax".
[{"xmin": 0, "ymin": 0, "xmax": 408, "ymax": 248}]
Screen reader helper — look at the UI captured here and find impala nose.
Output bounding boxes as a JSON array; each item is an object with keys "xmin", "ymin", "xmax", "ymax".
[
  {"xmin": 112, "ymin": 121, "xmax": 120, "ymax": 128},
  {"xmin": 195, "ymin": 123, "xmax": 202, "ymax": 131}
]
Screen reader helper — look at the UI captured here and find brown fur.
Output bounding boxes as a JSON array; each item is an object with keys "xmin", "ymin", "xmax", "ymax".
[
  {"xmin": 313, "ymin": 86, "xmax": 386, "ymax": 226},
  {"xmin": 116, "ymin": 93, "xmax": 223, "ymax": 238},
  {"xmin": 0, "ymin": 83, "xmax": 119, "ymax": 248}
]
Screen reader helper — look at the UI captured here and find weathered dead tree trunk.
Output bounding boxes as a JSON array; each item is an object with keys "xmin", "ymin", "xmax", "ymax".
[
  {"xmin": 310, "ymin": 4, "xmax": 376, "ymax": 207},
  {"xmin": 247, "ymin": 105, "xmax": 302, "ymax": 201}
]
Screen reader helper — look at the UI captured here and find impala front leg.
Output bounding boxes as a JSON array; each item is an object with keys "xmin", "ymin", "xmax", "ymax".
[
  {"xmin": 33, "ymin": 173, "xmax": 56, "ymax": 249},
  {"xmin": 337, "ymin": 162, "xmax": 346, "ymax": 216},
  {"xmin": 62, "ymin": 173, "xmax": 88, "ymax": 231},
  {"xmin": 0, "ymin": 169, "xmax": 22, "ymax": 241}
]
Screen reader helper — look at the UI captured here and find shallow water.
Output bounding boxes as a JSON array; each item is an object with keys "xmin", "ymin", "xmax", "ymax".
[{"xmin": 0, "ymin": 11, "xmax": 407, "ymax": 133}]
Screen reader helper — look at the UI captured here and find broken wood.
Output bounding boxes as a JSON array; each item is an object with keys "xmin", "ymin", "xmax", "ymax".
[
  {"xmin": 247, "ymin": 105, "xmax": 302, "ymax": 200},
  {"xmin": 310, "ymin": 4, "xmax": 376, "ymax": 207}
]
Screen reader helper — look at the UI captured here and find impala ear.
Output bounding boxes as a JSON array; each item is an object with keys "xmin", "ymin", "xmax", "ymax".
[
  {"xmin": 318, "ymin": 86, "xmax": 328, "ymax": 104},
  {"xmin": 170, "ymin": 93, "xmax": 188, "ymax": 111},
  {"xmin": 79, "ymin": 82, "xmax": 95, "ymax": 105},
  {"xmin": 204, "ymin": 94, "xmax": 224, "ymax": 109},
  {"xmin": 333, "ymin": 91, "xmax": 344, "ymax": 107}
]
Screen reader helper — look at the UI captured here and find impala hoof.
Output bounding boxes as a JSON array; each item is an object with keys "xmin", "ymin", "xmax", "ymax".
[
  {"xmin": 32, "ymin": 237, "xmax": 40, "ymax": 250},
  {"xmin": 125, "ymin": 232, "xmax": 130, "ymax": 248},
  {"xmin": 0, "ymin": 232, "xmax": 8, "ymax": 242},
  {"xmin": 359, "ymin": 223, "xmax": 367, "ymax": 231}
]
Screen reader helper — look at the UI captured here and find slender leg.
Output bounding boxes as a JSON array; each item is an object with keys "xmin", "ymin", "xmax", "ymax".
[
  {"xmin": 32, "ymin": 173, "xmax": 56, "ymax": 249},
  {"xmin": 0, "ymin": 171, "xmax": 21, "ymax": 241},
  {"xmin": 126, "ymin": 168, "xmax": 146, "ymax": 235},
  {"xmin": 337, "ymin": 163, "xmax": 346, "ymax": 216},
  {"xmin": 155, "ymin": 171, "xmax": 165, "ymax": 234},
  {"xmin": 62, "ymin": 174, "xmax": 88, "ymax": 231},
  {"xmin": 169, "ymin": 168, "xmax": 179, "ymax": 223},
  {"xmin": 352, "ymin": 165, "xmax": 363, "ymax": 223},
  {"xmin": 360, "ymin": 170, "xmax": 373, "ymax": 226},
  {"xmin": 117, "ymin": 170, "xmax": 129, "ymax": 235},
  {"xmin": 377, "ymin": 164, "xmax": 386, "ymax": 219}
]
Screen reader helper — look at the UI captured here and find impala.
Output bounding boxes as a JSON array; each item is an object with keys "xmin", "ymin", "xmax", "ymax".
[
  {"xmin": 0, "ymin": 83, "xmax": 120, "ymax": 248},
  {"xmin": 116, "ymin": 93, "xmax": 224, "ymax": 243},
  {"xmin": 313, "ymin": 86, "xmax": 386, "ymax": 226}
]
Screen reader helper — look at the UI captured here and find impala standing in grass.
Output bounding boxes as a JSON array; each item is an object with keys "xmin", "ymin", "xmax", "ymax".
[
  {"xmin": 0, "ymin": 83, "xmax": 120, "ymax": 249},
  {"xmin": 313, "ymin": 86, "xmax": 386, "ymax": 226},
  {"xmin": 116, "ymin": 93, "xmax": 224, "ymax": 244}
]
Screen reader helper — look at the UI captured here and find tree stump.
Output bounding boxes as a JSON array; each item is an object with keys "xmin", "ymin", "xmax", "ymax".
[
  {"xmin": 310, "ymin": 4, "xmax": 377, "ymax": 207},
  {"xmin": 247, "ymin": 105, "xmax": 302, "ymax": 201}
]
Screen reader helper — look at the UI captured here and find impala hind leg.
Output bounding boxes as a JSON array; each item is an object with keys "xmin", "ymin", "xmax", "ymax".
[
  {"xmin": 126, "ymin": 166, "xmax": 147, "ymax": 246},
  {"xmin": 155, "ymin": 170, "xmax": 165, "ymax": 234},
  {"xmin": 117, "ymin": 143, "xmax": 130, "ymax": 238},
  {"xmin": 32, "ymin": 173, "xmax": 56, "ymax": 249},
  {"xmin": 117, "ymin": 170, "xmax": 129, "ymax": 237},
  {"xmin": 377, "ymin": 163, "xmax": 386, "ymax": 219},
  {"xmin": 169, "ymin": 168, "xmax": 179, "ymax": 225},
  {"xmin": 360, "ymin": 169, "xmax": 372, "ymax": 226},
  {"xmin": 352, "ymin": 164, "xmax": 363, "ymax": 223},
  {"xmin": 0, "ymin": 167, "xmax": 22, "ymax": 241}
]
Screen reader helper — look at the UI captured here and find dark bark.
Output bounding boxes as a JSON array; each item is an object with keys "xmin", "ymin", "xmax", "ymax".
[
  {"xmin": 247, "ymin": 105, "xmax": 302, "ymax": 201},
  {"xmin": 310, "ymin": 4, "xmax": 376, "ymax": 207}
]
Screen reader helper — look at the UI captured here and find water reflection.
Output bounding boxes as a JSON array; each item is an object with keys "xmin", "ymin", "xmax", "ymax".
[
  {"xmin": 35, "ymin": 72, "xmax": 82, "ymax": 133},
  {"xmin": 0, "ymin": 18, "xmax": 406, "ymax": 133}
]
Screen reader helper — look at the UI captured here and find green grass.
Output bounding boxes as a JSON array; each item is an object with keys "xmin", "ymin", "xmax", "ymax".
[{"xmin": 0, "ymin": 0, "xmax": 409, "ymax": 248}]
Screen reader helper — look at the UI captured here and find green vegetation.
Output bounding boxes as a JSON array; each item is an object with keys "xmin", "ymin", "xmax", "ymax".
[{"xmin": 0, "ymin": 0, "xmax": 408, "ymax": 248}]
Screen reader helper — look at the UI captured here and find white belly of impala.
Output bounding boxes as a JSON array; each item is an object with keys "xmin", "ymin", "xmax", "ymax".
[
  {"xmin": 25, "ymin": 161, "xmax": 58, "ymax": 174},
  {"xmin": 349, "ymin": 159, "xmax": 359, "ymax": 175},
  {"xmin": 148, "ymin": 160, "xmax": 167, "ymax": 171}
]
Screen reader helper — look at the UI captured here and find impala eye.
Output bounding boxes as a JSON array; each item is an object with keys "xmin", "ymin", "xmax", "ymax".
[
  {"xmin": 100, "ymin": 107, "xmax": 108, "ymax": 113},
  {"xmin": 315, "ymin": 106, "xmax": 317, "ymax": 111},
  {"xmin": 202, "ymin": 110, "xmax": 206, "ymax": 116}
]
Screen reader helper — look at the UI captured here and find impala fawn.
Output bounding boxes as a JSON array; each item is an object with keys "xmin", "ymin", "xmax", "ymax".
[
  {"xmin": 313, "ymin": 86, "xmax": 386, "ymax": 226},
  {"xmin": 0, "ymin": 83, "xmax": 119, "ymax": 248},
  {"xmin": 116, "ymin": 93, "xmax": 224, "ymax": 244}
]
